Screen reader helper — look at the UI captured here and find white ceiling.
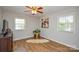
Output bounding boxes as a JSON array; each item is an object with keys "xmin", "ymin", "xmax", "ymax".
[{"xmin": 1, "ymin": 6, "xmax": 76, "ymax": 18}]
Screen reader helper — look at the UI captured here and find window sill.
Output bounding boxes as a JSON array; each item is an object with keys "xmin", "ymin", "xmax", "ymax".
[{"xmin": 58, "ymin": 31, "xmax": 74, "ymax": 33}]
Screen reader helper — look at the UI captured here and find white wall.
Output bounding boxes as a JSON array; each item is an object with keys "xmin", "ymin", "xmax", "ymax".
[
  {"xmin": 40, "ymin": 8, "xmax": 79, "ymax": 49},
  {"xmin": 2, "ymin": 10, "xmax": 40, "ymax": 40},
  {"xmin": 0, "ymin": 8, "xmax": 2, "ymax": 33},
  {"xmin": 75, "ymin": 8, "xmax": 79, "ymax": 48},
  {"xmin": 0, "ymin": 8, "xmax": 3, "ymax": 33}
]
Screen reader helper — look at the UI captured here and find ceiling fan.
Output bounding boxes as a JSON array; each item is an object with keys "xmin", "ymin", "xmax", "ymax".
[{"xmin": 24, "ymin": 6, "xmax": 43, "ymax": 15}]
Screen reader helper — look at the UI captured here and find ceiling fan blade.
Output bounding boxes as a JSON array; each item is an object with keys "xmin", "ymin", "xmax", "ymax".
[
  {"xmin": 25, "ymin": 6, "xmax": 32, "ymax": 9},
  {"xmin": 38, "ymin": 7, "xmax": 43, "ymax": 9},
  {"xmin": 37, "ymin": 10, "xmax": 43, "ymax": 13}
]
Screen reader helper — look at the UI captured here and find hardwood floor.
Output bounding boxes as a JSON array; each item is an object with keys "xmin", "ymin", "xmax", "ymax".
[{"xmin": 13, "ymin": 37, "xmax": 79, "ymax": 52}]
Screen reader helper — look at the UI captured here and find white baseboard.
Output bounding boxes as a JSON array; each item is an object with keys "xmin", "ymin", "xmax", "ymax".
[
  {"xmin": 13, "ymin": 36, "xmax": 32, "ymax": 41},
  {"xmin": 42, "ymin": 36, "xmax": 79, "ymax": 50}
]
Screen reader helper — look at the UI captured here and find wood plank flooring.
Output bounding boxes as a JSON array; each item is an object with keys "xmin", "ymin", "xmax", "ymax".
[{"xmin": 13, "ymin": 37, "xmax": 79, "ymax": 52}]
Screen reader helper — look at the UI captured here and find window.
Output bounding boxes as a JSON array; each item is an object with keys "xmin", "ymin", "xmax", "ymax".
[
  {"xmin": 15, "ymin": 18, "xmax": 25, "ymax": 30},
  {"xmin": 58, "ymin": 15, "xmax": 74, "ymax": 32}
]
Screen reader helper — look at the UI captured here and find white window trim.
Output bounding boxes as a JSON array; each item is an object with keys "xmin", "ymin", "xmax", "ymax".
[
  {"xmin": 57, "ymin": 14, "xmax": 75, "ymax": 33},
  {"xmin": 15, "ymin": 18, "xmax": 25, "ymax": 30}
]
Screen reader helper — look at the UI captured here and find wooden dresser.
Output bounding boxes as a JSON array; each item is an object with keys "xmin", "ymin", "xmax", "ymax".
[{"xmin": 0, "ymin": 33, "xmax": 13, "ymax": 52}]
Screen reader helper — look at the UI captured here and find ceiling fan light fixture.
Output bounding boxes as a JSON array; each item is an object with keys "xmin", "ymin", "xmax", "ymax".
[
  {"xmin": 25, "ymin": 6, "xmax": 43, "ymax": 15},
  {"xmin": 32, "ymin": 10, "xmax": 37, "ymax": 15}
]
